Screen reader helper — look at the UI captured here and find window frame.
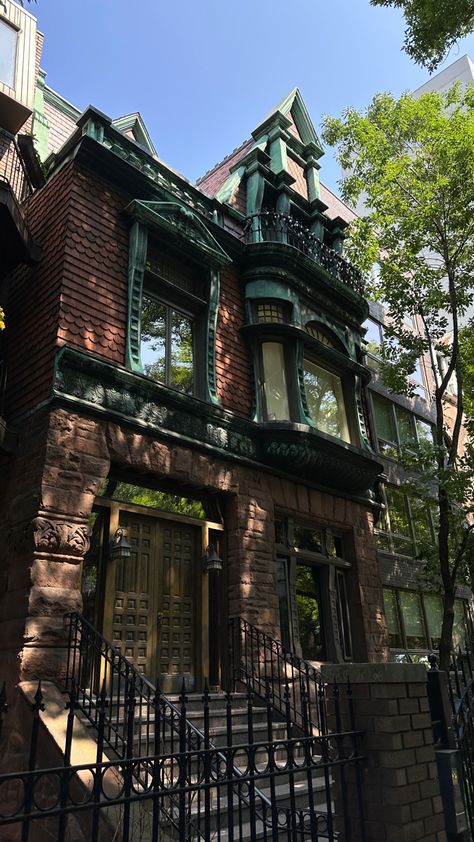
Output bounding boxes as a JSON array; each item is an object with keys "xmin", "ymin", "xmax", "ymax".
[
  {"xmin": 140, "ymin": 260, "xmax": 208, "ymax": 398},
  {"xmin": 302, "ymin": 356, "xmax": 351, "ymax": 443},
  {"xmin": 0, "ymin": 17, "xmax": 18, "ymax": 90},
  {"xmin": 375, "ymin": 484, "xmax": 435, "ymax": 559},
  {"xmin": 370, "ymin": 393, "xmax": 434, "ymax": 459},
  {"xmin": 383, "ymin": 587, "xmax": 470, "ymax": 658}
]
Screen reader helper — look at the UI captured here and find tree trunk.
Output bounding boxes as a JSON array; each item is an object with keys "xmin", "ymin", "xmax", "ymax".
[{"xmin": 439, "ymin": 581, "xmax": 455, "ymax": 672}]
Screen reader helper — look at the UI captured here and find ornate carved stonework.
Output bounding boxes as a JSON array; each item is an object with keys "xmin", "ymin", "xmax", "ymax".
[{"xmin": 32, "ymin": 518, "xmax": 91, "ymax": 556}]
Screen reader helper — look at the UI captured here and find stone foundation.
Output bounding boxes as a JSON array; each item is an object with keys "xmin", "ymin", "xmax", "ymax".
[{"xmin": 0, "ymin": 406, "xmax": 389, "ymax": 693}]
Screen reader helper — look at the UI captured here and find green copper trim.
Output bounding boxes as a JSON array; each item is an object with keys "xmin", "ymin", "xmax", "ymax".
[
  {"xmin": 126, "ymin": 221, "xmax": 148, "ymax": 372},
  {"xmin": 215, "ymin": 165, "xmax": 245, "ymax": 204},
  {"xmin": 112, "ymin": 114, "xmax": 157, "ymax": 157},
  {"xmin": 51, "ymin": 347, "xmax": 381, "ymax": 495},
  {"xmin": 33, "ymin": 69, "xmax": 50, "ymax": 162},
  {"xmin": 204, "ymin": 269, "xmax": 220, "ymax": 405},
  {"xmin": 124, "ymin": 200, "xmax": 231, "ymax": 269},
  {"xmin": 44, "ymin": 85, "xmax": 81, "ymax": 123}
]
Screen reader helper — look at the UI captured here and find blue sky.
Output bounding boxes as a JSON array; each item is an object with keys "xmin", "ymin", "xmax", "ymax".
[{"xmin": 35, "ymin": 0, "xmax": 474, "ymax": 194}]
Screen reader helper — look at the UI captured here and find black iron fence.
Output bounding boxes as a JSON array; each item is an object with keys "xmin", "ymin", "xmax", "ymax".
[
  {"xmin": 230, "ymin": 617, "xmax": 322, "ymax": 735},
  {"xmin": 0, "ymin": 676, "xmax": 366, "ymax": 842},
  {"xmin": 427, "ymin": 649, "xmax": 474, "ymax": 839},
  {"xmin": 243, "ymin": 211, "xmax": 365, "ymax": 297}
]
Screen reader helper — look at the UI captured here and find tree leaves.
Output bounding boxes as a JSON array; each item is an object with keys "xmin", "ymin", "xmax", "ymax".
[{"xmin": 370, "ymin": 0, "xmax": 474, "ymax": 71}]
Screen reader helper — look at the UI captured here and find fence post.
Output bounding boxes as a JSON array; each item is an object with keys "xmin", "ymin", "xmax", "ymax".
[
  {"xmin": 426, "ymin": 658, "xmax": 469, "ymax": 842},
  {"xmin": 322, "ymin": 662, "xmax": 447, "ymax": 842}
]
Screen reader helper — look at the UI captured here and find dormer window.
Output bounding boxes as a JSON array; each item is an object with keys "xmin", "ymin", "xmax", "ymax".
[{"xmin": 0, "ymin": 18, "xmax": 17, "ymax": 88}]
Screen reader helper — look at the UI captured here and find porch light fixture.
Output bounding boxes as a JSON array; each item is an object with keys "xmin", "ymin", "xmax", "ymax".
[
  {"xmin": 203, "ymin": 544, "xmax": 223, "ymax": 574},
  {"xmin": 109, "ymin": 528, "xmax": 131, "ymax": 561}
]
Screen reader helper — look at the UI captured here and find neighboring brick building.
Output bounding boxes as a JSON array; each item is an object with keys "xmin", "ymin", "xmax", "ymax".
[{"xmin": 0, "ymin": 0, "xmax": 390, "ymax": 716}]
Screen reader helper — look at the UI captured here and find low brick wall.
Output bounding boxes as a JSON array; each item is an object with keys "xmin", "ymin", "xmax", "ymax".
[{"xmin": 321, "ymin": 663, "xmax": 446, "ymax": 842}]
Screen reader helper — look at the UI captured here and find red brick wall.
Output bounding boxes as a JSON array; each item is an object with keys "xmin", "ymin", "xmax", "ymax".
[
  {"xmin": 216, "ymin": 266, "xmax": 252, "ymax": 417},
  {"xmin": 3, "ymin": 164, "xmax": 74, "ymax": 418},
  {"xmin": 58, "ymin": 166, "xmax": 128, "ymax": 364},
  {"xmin": 43, "ymin": 99, "xmax": 77, "ymax": 155}
]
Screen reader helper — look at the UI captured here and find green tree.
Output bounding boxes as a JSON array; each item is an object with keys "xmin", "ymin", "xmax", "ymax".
[
  {"xmin": 370, "ymin": 0, "xmax": 474, "ymax": 70},
  {"xmin": 322, "ymin": 84, "xmax": 474, "ymax": 670}
]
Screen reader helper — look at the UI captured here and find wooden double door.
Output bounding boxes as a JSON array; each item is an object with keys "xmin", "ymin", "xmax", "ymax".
[{"xmin": 108, "ymin": 513, "xmax": 200, "ymax": 692}]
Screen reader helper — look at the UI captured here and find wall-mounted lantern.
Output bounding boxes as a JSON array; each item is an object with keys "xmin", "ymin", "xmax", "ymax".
[
  {"xmin": 202, "ymin": 544, "xmax": 223, "ymax": 574},
  {"xmin": 109, "ymin": 528, "xmax": 131, "ymax": 561}
]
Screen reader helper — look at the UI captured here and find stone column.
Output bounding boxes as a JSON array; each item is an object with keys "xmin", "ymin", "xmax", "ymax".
[{"xmin": 321, "ymin": 663, "xmax": 447, "ymax": 842}]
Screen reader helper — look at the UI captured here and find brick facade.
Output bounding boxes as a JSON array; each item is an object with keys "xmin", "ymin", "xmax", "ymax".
[{"xmin": 322, "ymin": 663, "xmax": 447, "ymax": 842}]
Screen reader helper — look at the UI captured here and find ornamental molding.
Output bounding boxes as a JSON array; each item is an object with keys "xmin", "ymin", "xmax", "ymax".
[
  {"xmin": 8, "ymin": 514, "xmax": 91, "ymax": 558},
  {"xmin": 124, "ymin": 200, "xmax": 231, "ymax": 269},
  {"xmin": 54, "ymin": 348, "xmax": 257, "ymax": 463},
  {"xmin": 32, "ymin": 517, "xmax": 91, "ymax": 557}
]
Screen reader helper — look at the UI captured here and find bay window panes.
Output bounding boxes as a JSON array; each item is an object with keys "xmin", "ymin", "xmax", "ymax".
[
  {"xmin": 257, "ymin": 302, "xmax": 285, "ymax": 323},
  {"xmin": 424, "ymin": 594, "xmax": 442, "ymax": 649},
  {"xmin": 395, "ymin": 406, "xmax": 417, "ymax": 449},
  {"xmin": 372, "ymin": 395, "xmax": 397, "ymax": 456},
  {"xmin": 453, "ymin": 601, "xmax": 467, "ymax": 650},
  {"xmin": 383, "ymin": 589, "xmax": 403, "ymax": 648},
  {"xmin": 303, "ymin": 360, "xmax": 349, "ymax": 441},
  {"xmin": 296, "ymin": 565, "xmax": 324, "ymax": 661},
  {"xmin": 262, "ymin": 342, "xmax": 290, "ymax": 421},
  {"xmin": 141, "ymin": 296, "xmax": 193, "ymax": 394},
  {"xmin": 0, "ymin": 19, "xmax": 17, "ymax": 88},
  {"xmin": 399, "ymin": 591, "xmax": 427, "ymax": 649}
]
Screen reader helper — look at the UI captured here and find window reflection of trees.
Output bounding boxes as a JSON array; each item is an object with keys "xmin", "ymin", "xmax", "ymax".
[{"xmin": 141, "ymin": 296, "xmax": 193, "ymax": 394}]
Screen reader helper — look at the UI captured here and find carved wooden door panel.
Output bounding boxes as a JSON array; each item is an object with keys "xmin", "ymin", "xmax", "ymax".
[
  {"xmin": 110, "ymin": 513, "xmax": 199, "ymax": 690},
  {"xmin": 158, "ymin": 523, "xmax": 197, "ymax": 693},
  {"xmin": 111, "ymin": 514, "xmax": 158, "ymax": 677}
]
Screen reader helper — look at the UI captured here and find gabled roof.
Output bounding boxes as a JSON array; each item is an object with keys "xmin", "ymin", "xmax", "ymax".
[
  {"xmin": 112, "ymin": 113, "xmax": 157, "ymax": 157},
  {"xmin": 254, "ymin": 86, "xmax": 323, "ymax": 151}
]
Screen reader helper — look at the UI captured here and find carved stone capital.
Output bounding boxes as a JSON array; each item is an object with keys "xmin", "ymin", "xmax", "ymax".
[{"xmin": 32, "ymin": 517, "xmax": 91, "ymax": 557}]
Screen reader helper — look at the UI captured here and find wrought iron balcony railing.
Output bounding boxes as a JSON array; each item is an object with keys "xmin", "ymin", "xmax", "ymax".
[
  {"xmin": 0, "ymin": 130, "xmax": 34, "ymax": 206},
  {"xmin": 243, "ymin": 211, "xmax": 365, "ymax": 296}
]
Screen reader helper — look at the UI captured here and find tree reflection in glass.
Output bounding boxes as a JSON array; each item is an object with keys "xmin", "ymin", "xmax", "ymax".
[
  {"xmin": 296, "ymin": 564, "xmax": 324, "ymax": 661},
  {"xmin": 141, "ymin": 296, "xmax": 193, "ymax": 394},
  {"xmin": 303, "ymin": 360, "xmax": 349, "ymax": 441}
]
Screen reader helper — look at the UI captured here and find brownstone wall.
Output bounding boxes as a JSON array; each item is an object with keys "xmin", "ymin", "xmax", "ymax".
[
  {"xmin": 1, "ymin": 405, "xmax": 388, "ymax": 689},
  {"xmin": 216, "ymin": 265, "xmax": 253, "ymax": 417}
]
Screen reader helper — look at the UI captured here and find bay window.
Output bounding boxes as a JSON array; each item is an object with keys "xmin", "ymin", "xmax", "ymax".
[
  {"xmin": 261, "ymin": 342, "xmax": 290, "ymax": 420},
  {"xmin": 303, "ymin": 359, "xmax": 350, "ymax": 441}
]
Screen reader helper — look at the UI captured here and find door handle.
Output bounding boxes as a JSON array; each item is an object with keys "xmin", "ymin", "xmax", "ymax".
[{"xmin": 157, "ymin": 612, "xmax": 164, "ymax": 628}]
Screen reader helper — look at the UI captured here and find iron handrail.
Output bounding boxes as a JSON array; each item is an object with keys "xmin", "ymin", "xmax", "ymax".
[
  {"xmin": 230, "ymin": 616, "xmax": 324, "ymax": 734},
  {"xmin": 243, "ymin": 210, "xmax": 365, "ymax": 296},
  {"xmin": 65, "ymin": 612, "xmax": 277, "ymax": 835}
]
